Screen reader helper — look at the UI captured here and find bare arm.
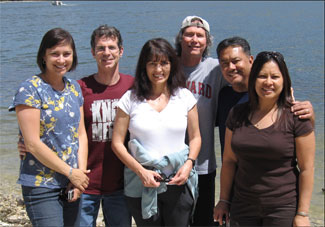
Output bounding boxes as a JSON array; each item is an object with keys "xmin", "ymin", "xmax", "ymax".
[
  {"xmin": 16, "ymin": 104, "xmax": 89, "ymax": 192},
  {"xmin": 111, "ymin": 108, "xmax": 161, "ymax": 188},
  {"xmin": 169, "ymin": 104, "xmax": 201, "ymax": 185},
  {"xmin": 214, "ymin": 128, "xmax": 237, "ymax": 224},
  {"xmin": 70, "ymin": 106, "xmax": 89, "ymax": 201},
  {"xmin": 77, "ymin": 106, "xmax": 88, "ymax": 171},
  {"xmin": 293, "ymin": 131, "xmax": 315, "ymax": 227}
]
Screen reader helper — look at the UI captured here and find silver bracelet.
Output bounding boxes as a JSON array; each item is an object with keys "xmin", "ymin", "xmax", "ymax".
[
  {"xmin": 219, "ymin": 199, "xmax": 231, "ymax": 205},
  {"xmin": 69, "ymin": 167, "xmax": 73, "ymax": 178},
  {"xmin": 296, "ymin": 211, "xmax": 309, "ymax": 217}
]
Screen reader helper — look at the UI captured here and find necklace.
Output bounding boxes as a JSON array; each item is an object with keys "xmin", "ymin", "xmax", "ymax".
[
  {"xmin": 252, "ymin": 105, "xmax": 277, "ymax": 128},
  {"xmin": 150, "ymin": 92, "xmax": 166, "ymax": 103}
]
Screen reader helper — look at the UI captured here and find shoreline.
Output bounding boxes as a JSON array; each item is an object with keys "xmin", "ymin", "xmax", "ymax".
[
  {"xmin": 0, "ymin": 180, "xmax": 105, "ymax": 226},
  {"xmin": 0, "ymin": 181, "xmax": 324, "ymax": 226},
  {"xmin": 0, "ymin": 182, "xmax": 30, "ymax": 226}
]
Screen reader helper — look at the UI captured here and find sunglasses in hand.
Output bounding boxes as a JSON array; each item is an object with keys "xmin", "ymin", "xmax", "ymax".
[{"xmin": 154, "ymin": 173, "xmax": 175, "ymax": 182}]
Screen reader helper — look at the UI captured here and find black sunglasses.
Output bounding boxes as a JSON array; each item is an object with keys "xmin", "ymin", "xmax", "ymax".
[
  {"xmin": 155, "ymin": 173, "xmax": 175, "ymax": 182},
  {"xmin": 258, "ymin": 51, "xmax": 284, "ymax": 60}
]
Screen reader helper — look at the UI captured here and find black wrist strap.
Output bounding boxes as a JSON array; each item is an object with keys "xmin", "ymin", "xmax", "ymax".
[{"xmin": 186, "ymin": 157, "xmax": 195, "ymax": 167}]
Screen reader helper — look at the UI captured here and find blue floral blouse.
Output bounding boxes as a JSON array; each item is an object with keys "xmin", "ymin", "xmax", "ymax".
[{"xmin": 9, "ymin": 75, "xmax": 84, "ymax": 188}]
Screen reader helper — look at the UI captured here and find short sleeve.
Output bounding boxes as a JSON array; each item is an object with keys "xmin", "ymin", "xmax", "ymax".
[
  {"xmin": 182, "ymin": 88, "xmax": 197, "ymax": 112},
  {"xmin": 117, "ymin": 90, "xmax": 132, "ymax": 115},
  {"xmin": 294, "ymin": 116, "xmax": 313, "ymax": 138},
  {"xmin": 9, "ymin": 79, "xmax": 42, "ymax": 112}
]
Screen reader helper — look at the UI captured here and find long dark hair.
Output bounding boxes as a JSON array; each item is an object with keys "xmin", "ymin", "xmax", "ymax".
[
  {"xmin": 233, "ymin": 51, "xmax": 293, "ymax": 129},
  {"xmin": 132, "ymin": 38, "xmax": 186, "ymax": 101},
  {"xmin": 37, "ymin": 28, "xmax": 78, "ymax": 73}
]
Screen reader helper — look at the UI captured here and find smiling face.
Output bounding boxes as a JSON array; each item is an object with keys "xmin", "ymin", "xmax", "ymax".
[
  {"xmin": 219, "ymin": 46, "xmax": 253, "ymax": 92},
  {"xmin": 43, "ymin": 43, "xmax": 73, "ymax": 76},
  {"xmin": 181, "ymin": 25, "xmax": 207, "ymax": 59},
  {"xmin": 92, "ymin": 35, "xmax": 123, "ymax": 71},
  {"xmin": 255, "ymin": 60, "xmax": 284, "ymax": 102},
  {"xmin": 146, "ymin": 56, "xmax": 171, "ymax": 88}
]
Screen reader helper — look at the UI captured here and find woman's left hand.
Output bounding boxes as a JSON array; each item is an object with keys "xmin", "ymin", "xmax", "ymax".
[
  {"xmin": 168, "ymin": 161, "xmax": 192, "ymax": 185},
  {"xmin": 70, "ymin": 188, "xmax": 81, "ymax": 202},
  {"xmin": 293, "ymin": 215, "xmax": 310, "ymax": 227}
]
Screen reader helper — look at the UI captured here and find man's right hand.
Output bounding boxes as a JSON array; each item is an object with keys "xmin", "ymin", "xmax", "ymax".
[{"xmin": 18, "ymin": 135, "xmax": 28, "ymax": 160}]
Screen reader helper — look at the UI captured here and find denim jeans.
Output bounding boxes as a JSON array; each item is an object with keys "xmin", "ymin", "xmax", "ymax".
[
  {"xmin": 22, "ymin": 185, "xmax": 80, "ymax": 227},
  {"xmin": 78, "ymin": 190, "xmax": 131, "ymax": 227}
]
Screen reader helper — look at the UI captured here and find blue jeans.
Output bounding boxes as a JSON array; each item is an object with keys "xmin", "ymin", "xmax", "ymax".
[
  {"xmin": 22, "ymin": 185, "xmax": 80, "ymax": 227},
  {"xmin": 78, "ymin": 190, "xmax": 131, "ymax": 227}
]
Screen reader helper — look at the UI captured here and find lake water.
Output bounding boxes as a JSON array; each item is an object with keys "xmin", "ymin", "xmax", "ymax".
[{"xmin": 0, "ymin": 1, "xmax": 324, "ymax": 224}]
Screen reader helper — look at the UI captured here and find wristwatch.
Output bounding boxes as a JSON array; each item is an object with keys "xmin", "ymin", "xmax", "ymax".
[{"xmin": 186, "ymin": 157, "xmax": 196, "ymax": 168}]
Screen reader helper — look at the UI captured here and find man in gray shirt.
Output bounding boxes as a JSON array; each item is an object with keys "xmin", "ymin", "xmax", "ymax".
[{"xmin": 175, "ymin": 15, "xmax": 228, "ymax": 226}]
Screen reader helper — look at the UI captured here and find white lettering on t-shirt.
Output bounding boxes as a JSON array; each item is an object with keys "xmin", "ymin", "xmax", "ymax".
[
  {"xmin": 92, "ymin": 101, "xmax": 102, "ymax": 122},
  {"xmin": 186, "ymin": 80, "xmax": 212, "ymax": 98},
  {"xmin": 91, "ymin": 99, "xmax": 119, "ymax": 142}
]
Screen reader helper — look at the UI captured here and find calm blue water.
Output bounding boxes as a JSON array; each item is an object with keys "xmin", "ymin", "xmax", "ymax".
[{"xmin": 0, "ymin": 1, "xmax": 324, "ymax": 224}]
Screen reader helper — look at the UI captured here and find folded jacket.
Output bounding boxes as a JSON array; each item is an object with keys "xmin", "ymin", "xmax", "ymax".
[{"xmin": 124, "ymin": 139, "xmax": 198, "ymax": 219}]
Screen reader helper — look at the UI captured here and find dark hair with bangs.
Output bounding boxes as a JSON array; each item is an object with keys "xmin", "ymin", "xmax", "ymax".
[
  {"xmin": 132, "ymin": 38, "xmax": 186, "ymax": 101},
  {"xmin": 248, "ymin": 51, "xmax": 292, "ymax": 112},
  {"xmin": 37, "ymin": 28, "xmax": 77, "ymax": 73},
  {"xmin": 232, "ymin": 51, "xmax": 293, "ymax": 130}
]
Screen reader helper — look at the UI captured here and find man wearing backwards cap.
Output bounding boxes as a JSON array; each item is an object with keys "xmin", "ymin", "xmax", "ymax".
[{"xmin": 175, "ymin": 16, "xmax": 228, "ymax": 226}]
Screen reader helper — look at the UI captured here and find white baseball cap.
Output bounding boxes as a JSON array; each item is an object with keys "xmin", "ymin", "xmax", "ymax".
[{"xmin": 181, "ymin": 16, "xmax": 210, "ymax": 33}]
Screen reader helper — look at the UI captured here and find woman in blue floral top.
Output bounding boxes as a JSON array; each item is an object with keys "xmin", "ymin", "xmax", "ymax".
[{"xmin": 9, "ymin": 28, "xmax": 89, "ymax": 226}]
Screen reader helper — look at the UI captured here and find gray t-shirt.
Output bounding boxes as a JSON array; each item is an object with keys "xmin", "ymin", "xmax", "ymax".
[{"xmin": 183, "ymin": 57, "xmax": 228, "ymax": 174}]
